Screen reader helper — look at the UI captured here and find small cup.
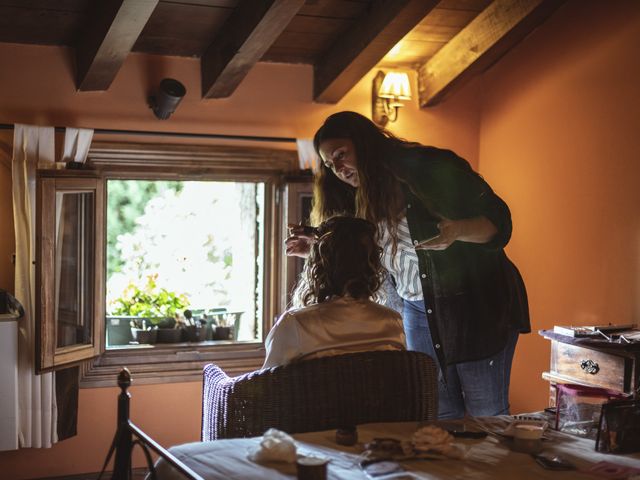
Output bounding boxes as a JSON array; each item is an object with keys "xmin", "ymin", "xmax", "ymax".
[
  {"xmin": 335, "ymin": 427, "xmax": 358, "ymax": 446},
  {"xmin": 512, "ymin": 424, "xmax": 544, "ymax": 454},
  {"xmin": 296, "ymin": 456, "xmax": 329, "ymax": 480}
]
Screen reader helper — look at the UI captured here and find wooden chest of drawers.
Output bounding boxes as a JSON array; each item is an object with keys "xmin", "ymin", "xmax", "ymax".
[{"xmin": 540, "ymin": 330, "xmax": 640, "ymax": 405}]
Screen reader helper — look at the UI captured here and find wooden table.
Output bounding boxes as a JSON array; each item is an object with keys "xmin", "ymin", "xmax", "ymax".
[{"xmin": 153, "ymin": 416, "xmax": 640, "ymax": 479}]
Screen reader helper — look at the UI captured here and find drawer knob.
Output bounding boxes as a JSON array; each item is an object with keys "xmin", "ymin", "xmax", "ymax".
[{"xmin": 580, "ymin": 359, "xmax": 599, "ymax": 375}]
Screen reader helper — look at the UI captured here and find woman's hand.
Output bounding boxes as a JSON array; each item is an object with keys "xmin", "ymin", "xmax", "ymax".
[
  {"xmin": 415, "ymin": 219, "xmax": 459, "ymax": 251},
  {"xmin": 285, "ymin": 223, "xmax": 316, "ymax": 258},
  {"xmin": 414, "ymin": 216, "xmax": 497, "ymax": 251}
]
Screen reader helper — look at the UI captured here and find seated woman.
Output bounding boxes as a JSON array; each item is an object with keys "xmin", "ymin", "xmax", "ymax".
[{"xmin": 262, "ymin": 215, "xmax": 405, "ymax": 368}]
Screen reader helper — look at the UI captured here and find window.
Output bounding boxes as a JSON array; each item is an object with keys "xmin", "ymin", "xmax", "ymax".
[
  {"xmin": 283, "ymin": 178, "xmax": 314, "ymax": 306},
  {"xmin": 105, "ymin": 179, "xmax": 265, "ymax": 348},
  {"xmin": 36, "ymin": 143, "xmax": 307, "ymax": 386},
  {"xmin": 36, "ymin": 173, "xmax": 104, "ymax": 371}
]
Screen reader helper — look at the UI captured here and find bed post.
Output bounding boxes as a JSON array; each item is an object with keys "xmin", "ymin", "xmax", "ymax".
[
  {"xmin": 99, "ymin": 368, "xmax": 203, "ymax": 480},
  {"xmin": 112, "ymin": 368, "xmax": 133, "ymax": 479}
]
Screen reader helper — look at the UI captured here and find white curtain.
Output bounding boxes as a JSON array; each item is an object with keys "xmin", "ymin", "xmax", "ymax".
[
  {"xmin": 12, "ymin": 124, "xmax": 57, "ymax": 448},
  {"xmin": 296, "ymin": 138, "xmax": 320, "ymax": 172},
  {"xmin": 55, "ymin": 128, "xmax": 94, "ymax": 318},
  {"xmin": 62, "ymin": 127, "xmax": 94, "ymax": 164}
]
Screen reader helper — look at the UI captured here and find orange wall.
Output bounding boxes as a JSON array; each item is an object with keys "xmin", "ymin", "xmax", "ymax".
[
  {"xmin": 478, "ymin": 0, "xmax": 640, "ymax": 412},
  {"xmin": 0, "ymin": 44, "xmax": 480, "ymax": 478},
  {"xmin": 0, "ymin": 43, "xmax": 480, "ymax": 161}
]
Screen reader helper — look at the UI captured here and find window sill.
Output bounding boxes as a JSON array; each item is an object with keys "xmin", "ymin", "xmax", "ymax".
[{"xmin": 79, "ymin": 341, "xmax": 265, "ymax": 388}]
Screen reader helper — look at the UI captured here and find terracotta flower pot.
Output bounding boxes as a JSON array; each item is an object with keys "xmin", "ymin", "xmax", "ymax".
[
  {"xmin": 213, "ymin": 326, "xmax": 233, "ymax": 340},
  {"xmin": 132, "ymin": 328, "xmax": 157, "ymax": 345},
  {"xmin": 156, "ymin": 328, "xmax": 183, "ymax": 343},
  {"xmin": 184, "ymin": 325, "xmax": 207, "ymax": 342}
]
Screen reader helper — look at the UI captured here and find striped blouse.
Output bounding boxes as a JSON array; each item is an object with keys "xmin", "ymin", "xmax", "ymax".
[{"xmin": 379, "ymin": 216, "xmax": 423, "ymax": 301}]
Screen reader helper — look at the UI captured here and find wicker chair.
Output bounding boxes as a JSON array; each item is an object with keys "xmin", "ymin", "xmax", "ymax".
[{"xmin": 201, "ymin": 350, "xmax": 438, "ymax": 441}]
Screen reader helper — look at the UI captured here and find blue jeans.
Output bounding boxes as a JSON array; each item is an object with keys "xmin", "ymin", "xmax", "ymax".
[{"xmin": 403, "ymin": 298, "xmax": 518, "ymax": 420}]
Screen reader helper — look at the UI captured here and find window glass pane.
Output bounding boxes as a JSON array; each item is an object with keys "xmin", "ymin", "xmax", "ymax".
[
  {"xmin": 105, "ymin": 180, "xmax": 264, "ymax": 348},
  {"xmin": 55, "ymin": 191, "xmax": 94, "ymax": 348}
]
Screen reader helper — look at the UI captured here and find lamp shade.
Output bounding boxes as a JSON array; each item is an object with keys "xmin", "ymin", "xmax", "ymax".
[{"xmin": 378, "ymin": 72, "xmax": 412, "ymax": 100}]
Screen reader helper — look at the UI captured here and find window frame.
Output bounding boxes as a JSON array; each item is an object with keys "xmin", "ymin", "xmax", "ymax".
[
  {"xmin": 36, "ymin": 142, "xmax": 301, "ymax": 387},
  {"xmin": 36, "ymin": 172, "xmax": 105, "ymax": 372},
  {"xmin": 281, "ymin": 175, "xmax": 314, "ymax": 307}
]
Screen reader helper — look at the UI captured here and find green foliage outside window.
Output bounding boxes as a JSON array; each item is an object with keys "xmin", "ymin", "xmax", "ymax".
[
  {"xmin": 107, "ymin": 180, "xmax": 183, "ymax": 275},
  {"xmin": 110, "ymin": 274, "xmax": 188, "ymax": 322}
]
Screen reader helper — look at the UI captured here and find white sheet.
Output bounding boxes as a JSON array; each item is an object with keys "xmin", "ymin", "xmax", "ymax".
[{"xmin": 153, "ymin": 416, "xmax": 640, "ymax": 479}]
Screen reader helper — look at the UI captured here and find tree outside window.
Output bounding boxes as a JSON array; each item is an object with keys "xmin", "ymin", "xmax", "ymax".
[{"xmin": 106, "ymin": 180, "xmax": 264, "ymax": 346}]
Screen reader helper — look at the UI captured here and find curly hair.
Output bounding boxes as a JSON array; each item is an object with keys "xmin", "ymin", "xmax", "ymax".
[{"xmin": 293, "ymin": 216, "xmax": 385, "ymax": 307}]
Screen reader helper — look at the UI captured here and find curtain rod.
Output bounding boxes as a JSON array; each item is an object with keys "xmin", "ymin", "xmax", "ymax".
[{"xmin": 0, "ymin": 124, "xmax": 297, "ymax": 144}]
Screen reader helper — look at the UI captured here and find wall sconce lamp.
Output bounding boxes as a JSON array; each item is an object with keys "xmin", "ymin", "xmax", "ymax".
[
  {"xmin": 371, "ymin": 70, "xmax": 412, "ymax": 126},
  {"xmin": 148, "ymin": 78, "xmax": 187, "ymax": 120}
]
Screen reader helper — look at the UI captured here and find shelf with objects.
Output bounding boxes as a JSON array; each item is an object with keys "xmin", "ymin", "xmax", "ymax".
[
  {"xmin": 106, "ymin": 307, "xmax": 244, "ymax": 348},
  {"xmin": 539, "ymin": 327, "xmax": 640, "ymax": 402},
  {"xmin": 539, "ymin": 327, "xmax": 640, "ymax": 439}
]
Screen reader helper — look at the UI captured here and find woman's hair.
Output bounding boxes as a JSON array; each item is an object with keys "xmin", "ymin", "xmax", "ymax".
[
  {"xmin": 311, "ymin": 112, "xmax": 423, "ymax": 258},
  {"xmin": 292, "ymin": 215, "xmax": 384, "ymax": 307},
  {"xmin": 311, "ymin": 111, "xmax": 419, "ymax": 234}
]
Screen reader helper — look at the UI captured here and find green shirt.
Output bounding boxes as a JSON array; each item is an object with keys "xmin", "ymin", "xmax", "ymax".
[{"xmin": 392, "ymin": 146, "xmax": 530, "ymax": 366}]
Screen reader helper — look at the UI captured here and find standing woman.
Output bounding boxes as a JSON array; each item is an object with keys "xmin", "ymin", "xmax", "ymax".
[{"xmin": 286, "ymin": 111, "xmax": 529, "ymax": 419}]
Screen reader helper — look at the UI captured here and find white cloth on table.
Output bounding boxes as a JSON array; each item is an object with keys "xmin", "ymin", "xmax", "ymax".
[
  {"xmin": 247, "ymin": 429, "xmax": 297, "ymax": 463},
  {"xmin": 152, "ymin": 417, "xmax": 640, "ymax": 479}
]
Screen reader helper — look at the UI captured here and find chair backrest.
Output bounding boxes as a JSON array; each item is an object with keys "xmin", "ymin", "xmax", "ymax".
[{"xmin": 201, "ymin": 350, "xmax": 438, "ymax": 441}]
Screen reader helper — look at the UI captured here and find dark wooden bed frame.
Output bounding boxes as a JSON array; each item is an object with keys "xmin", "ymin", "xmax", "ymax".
[{"xmin": 99, "ymin": 368, "xmax": 202, "ymax": 480}]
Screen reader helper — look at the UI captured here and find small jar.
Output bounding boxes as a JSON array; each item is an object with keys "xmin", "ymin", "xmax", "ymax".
[
  {"xmin": 296, "ymin": 456, "xmax": 329, "ymax": 480},
  {"xmin": 335, "ymin": 427, "xmax": 358, "ymax": 446},
  {"xmin": 512, "ymin": 424, "xmax": 544, "ymax": 454}
]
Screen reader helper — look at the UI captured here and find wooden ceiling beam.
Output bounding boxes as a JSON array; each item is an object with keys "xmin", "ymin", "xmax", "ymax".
[
  {"xmin": 417, "ymin": 0, "xmax": 566, "ymax": 107},
  {"xmin": 313, "ymin": 0, "xmax": 439, "ymax": 104},
  {"xmin": 201, "ymin": 0, "xmax": 305, "ymax": 99},
  {"xmin": 76, "ymin": 0, "xmax": 158, "ymax": 91}
]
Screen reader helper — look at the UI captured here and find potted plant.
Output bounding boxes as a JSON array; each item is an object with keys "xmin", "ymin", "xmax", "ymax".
[{"xmin": 109, "ymin": 276, "xmax": 189, "ymax": 344}]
